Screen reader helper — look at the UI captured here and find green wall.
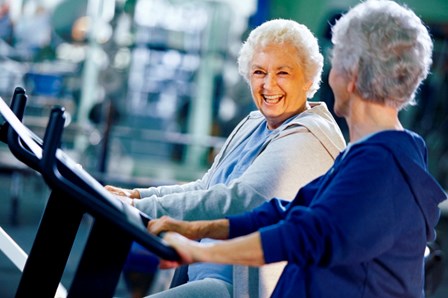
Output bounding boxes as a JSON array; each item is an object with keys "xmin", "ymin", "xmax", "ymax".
[{"xmin": 270, "ymin": 0, "xmax": 448, "ymax": 36}]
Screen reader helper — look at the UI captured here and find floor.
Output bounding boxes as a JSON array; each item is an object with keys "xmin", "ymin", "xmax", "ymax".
[{"xmin": 0, "ymin": 169, "xmax": 447, "ymax": 298}]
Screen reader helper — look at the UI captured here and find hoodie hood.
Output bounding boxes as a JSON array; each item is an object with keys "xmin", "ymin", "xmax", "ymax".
[
  {"xmin": 364, "ymin": 130, "xmax": 447, "ymax": 241},
  {"xmin": 245, "ymin": 102, "xmax": 346, "ymax": 161},
  {"xmin": 282, "ymin": 102, "xmax": 346, "ymax": 159}
]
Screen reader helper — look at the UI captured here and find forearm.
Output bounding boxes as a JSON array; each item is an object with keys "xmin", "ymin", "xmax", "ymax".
[
  {"xmin": 193, "ymin": 219, "xmax": 229, "ymax": 240},
  {"xmin": 163, "ymin": 231, "xmax": 265, "ymax": 267},
  {"xmin": 136, "ymin": 179, "xmax": 205, "ymax": 199},
  {"xmin": 151, "ymin": 217, "xmax": 268, "ymax": 268},
  {"xmin": 203, "ymin": 232, "xmax": 265, "ymax": 266},
  {"xmin": 148, "ymin": 217, "xmax": 230, "ymax": 240},
  {"xmin": 135, "ymin": 182, "xmax": 269, "ymax": 221},
  {"xmin": 192, "ymin": 231, "xmax": 265, "ymax": 266}
]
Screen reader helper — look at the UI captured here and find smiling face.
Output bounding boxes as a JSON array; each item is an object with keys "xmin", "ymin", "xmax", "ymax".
[{"xmin": 249, "ymin": 43, "xmax": 311, "ymax": 129}]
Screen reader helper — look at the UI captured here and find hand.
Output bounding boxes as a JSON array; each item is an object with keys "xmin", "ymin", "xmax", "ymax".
[
  {"xmin": 147, "ymin": 216, "xmax": 198, "ymax": 240},
  {"xmin": 158, "ymin": 232, "xmax": 202, "ymax": 269},
  {"xmin": 104, "ymin": 185, "xmax": 140, "ymax": 198},
  {"xmin": 111, "ymin": 193, "xmax": 133, "ymax": 206}
]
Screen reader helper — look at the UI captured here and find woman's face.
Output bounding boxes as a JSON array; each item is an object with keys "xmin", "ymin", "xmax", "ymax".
[{"xmin": 249, "ymin": 43, "xmax": 311, "ymax": 129}]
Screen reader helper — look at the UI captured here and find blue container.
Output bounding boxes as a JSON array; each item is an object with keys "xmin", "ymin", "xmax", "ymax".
[{"xmin": 25, "ymin": 72, "xmax": 64, "ymax": 97}]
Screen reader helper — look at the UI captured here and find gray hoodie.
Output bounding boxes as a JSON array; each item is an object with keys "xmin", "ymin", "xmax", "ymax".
[{"xmin": 134, "ymin": 102, "xmax": 346, "ymax": 220}]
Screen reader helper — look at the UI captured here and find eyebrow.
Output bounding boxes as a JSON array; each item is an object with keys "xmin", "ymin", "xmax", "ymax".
[{"xmin": 251, "ymin": 65, "xmax": 295, "ymax": 70}]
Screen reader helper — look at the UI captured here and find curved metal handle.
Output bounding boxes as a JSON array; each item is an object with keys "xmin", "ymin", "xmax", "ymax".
[
  {"xmin": 6, "ymin": 88, "xmax": 41, "ymax": 171},
  {"xmin": 10, "ymin": 87, "xmax": 28, "ymax": 122},
  {"xmin": 40, "ymin": 107, "xmax": 65, "ymax": 176},
  {"xmin": 0, "ymin": 87, "xmax": 27, "ymax": 143}
]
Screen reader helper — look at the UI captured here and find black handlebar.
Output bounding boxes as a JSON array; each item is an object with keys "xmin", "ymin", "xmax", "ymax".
[{"xmin": 0, "ymin": 91, "xmax": 180, "ymax": 261}]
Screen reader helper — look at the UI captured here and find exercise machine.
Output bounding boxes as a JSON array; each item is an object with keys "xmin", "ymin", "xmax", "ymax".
[{"xmin": 0, "ymin": 87, "xmax": 179, "ymax": 297}]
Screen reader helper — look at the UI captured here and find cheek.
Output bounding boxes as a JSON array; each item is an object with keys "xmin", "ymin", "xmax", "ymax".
[
  {"xmin": 328, "ymin": 70, "xmax": 336, "ymax": 90},
  {"xmin": 250, "ymin": 80, "xmax": 262, "ymax": 95},
  {"xmin": 249, "ymin": 78, "xmax": 257, "ymax": 89},
  {"xmin": 249, "ymin": 85, "xmax": 262, "ymax": 108},
  {"xmin": 282, "ymin": 81, "xmax": 302, "ymax": 100},
  {"xmin": 249, "ymin": 85, "xmax": 258, "ymax": 99},
  {"xmin": 329, "ymin": 74, "xmax": 346, "ymax": 99}
]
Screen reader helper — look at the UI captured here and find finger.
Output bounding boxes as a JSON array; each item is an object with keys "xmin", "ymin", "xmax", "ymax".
[
  {"xmin": 147, "ymin": 220, "xmax": 161, "ymax": 235},
  {"xmin": 147, "ymin": 218, "xmax": 166, "ymax": 234},
  {"xmin": 121, "ymin": 189, "xmax": 132, "ymax": 197},
  {"xmin": 159, "ymin": 259, "xmax": 182, "ymax": 269},
  {"xmin": 147, "ymin": 216, "xmax": 171, "ymax": 235},
  {"xmin": 105, "ymin": 187, "xmax": 123, "ymax": 196}
]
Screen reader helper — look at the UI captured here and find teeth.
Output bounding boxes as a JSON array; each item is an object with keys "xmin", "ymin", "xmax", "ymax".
[{"xmin": 263, "ymin": 95, "xmax": 282, "ymax": 104}]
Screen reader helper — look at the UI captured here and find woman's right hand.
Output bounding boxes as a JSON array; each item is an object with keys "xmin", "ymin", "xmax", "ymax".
[
  {"xmin": 104, "ymin": 185, "xmax": 140, "ymax": 198},
  {"xmin": 157, "ymin": 232, "xmax": 201, "ymax": 269}
]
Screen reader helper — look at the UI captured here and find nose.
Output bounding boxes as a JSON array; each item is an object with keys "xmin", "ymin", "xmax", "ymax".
[{"xmin": 263, "ymin": 74, "xmax": 277, "ymax": 89}]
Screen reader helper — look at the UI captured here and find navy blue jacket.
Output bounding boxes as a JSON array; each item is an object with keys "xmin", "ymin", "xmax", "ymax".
[{"xmin": 228, "ymin": 130, "xmax": 446, "ymax": 297}]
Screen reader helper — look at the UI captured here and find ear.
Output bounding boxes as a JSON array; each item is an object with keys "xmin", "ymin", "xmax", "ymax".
[
  {"xmin": 347, "ymin": 74, "xmax": 357, "ymax": 93},
  {"xmin": 303, "ymin": 80, "xmax": 313, "ymax": 91}
]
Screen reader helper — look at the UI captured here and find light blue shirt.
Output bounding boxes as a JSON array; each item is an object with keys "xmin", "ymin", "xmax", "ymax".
[{"xmin": 188, "ymin": 119, "xmax": 276, "ymax": 284}]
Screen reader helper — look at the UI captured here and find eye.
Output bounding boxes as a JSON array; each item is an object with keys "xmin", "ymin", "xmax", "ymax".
[
  {"xmin": 253, "ymin": 70, "xmax": 265, "ymax": 76},
  {"xmin": 278, "ymin": 71, "xmax": 289, "ymax": 75}
]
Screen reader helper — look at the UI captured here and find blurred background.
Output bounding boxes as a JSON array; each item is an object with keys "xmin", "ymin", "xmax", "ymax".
[{"xmin": 0, "ymin": 0, "xmax": 447, "ymax": 297}]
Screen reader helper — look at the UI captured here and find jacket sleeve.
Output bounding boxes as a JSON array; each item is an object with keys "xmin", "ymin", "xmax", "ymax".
[
  {"xmin": 135, "ymin": 133, "xmax": 232, "ymax": 199},
  {"xmin": 227, "ymin": 198, "xmax": 290, "ymax": 238},
  {"xmin": 134, "ymin": 127, "xmax": 335, "ymax": 221},
  {"xmin": 136, "ymin": 178, "xmax": 207, "ymax": 199},
  {"xmin": 133, "ymin": 114, "xmax": 250, "ymax": 201}
]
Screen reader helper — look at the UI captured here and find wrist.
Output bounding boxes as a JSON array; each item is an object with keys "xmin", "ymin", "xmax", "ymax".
[
  {"xmin": 202, "ymin": 219, "xmax": 229, "ymax": 240},
  {"xmin": 130, "ymin": 189, "xmax": 140, "ymax": 199},
  {"xmin": 193, "ymin": 241, "xmax": 212, "ymax": 263}
]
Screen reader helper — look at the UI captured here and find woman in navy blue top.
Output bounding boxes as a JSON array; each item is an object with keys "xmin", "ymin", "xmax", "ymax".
[{"xmin": 146, "ymin": 1, "xmax": 447, "ymax": 297}]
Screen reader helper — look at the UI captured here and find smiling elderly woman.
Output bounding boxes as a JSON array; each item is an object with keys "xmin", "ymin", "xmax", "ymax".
[{"xmin": 106, "ymin": 19, "xmax": 346, "ymax": 298}]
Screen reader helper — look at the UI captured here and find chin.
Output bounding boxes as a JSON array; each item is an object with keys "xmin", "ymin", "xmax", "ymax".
[
  {"xmin": 261, "ymin": 107, "xmax": 278, "ymax": 116},
  {"xmin": 334, "ymin": 108, "xmax": 343, "ymax": 118}
]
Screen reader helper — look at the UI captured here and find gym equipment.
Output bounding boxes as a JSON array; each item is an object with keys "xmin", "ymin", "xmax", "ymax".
[{"xmin": 0, "ymin": 87, "xmax": 179, "ymax": 297}]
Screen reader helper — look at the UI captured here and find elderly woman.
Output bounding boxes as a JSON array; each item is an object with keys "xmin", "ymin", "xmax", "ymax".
[
  {"xmin": 147, "ymin": 1, "xmax": 447, "ymax": 297},
  {"xmin": 107, "ymin": 19, "xmax": 345, "ymax": 297}
]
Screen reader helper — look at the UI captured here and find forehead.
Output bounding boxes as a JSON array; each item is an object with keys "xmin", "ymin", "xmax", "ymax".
[{"xmin": 251, "ymin": 43, "xmax": 301, "ymax": 68}]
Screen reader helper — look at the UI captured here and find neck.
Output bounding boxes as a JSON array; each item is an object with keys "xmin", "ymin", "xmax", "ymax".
[
  {"xmin": 266, "ymin": 101, "xmax": 310, "ymax": 130},
  {"xmin": 345, "ymin": 96, "xmax": 403, "ymax": 143}
]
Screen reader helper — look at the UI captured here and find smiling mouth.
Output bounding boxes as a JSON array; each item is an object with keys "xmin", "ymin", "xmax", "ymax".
[{"xmin": 263, "ymin": 95, "xmax": 283, "ymax": 104}]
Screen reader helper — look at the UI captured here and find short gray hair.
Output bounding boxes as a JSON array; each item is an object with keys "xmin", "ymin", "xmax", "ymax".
[
  {"xmin": 331, "ymin": 0, "xmax": 433, "ymax": 110},
  {"xmin": 237, "ymin": 19, "xmax": 324, "ymax": 98}
]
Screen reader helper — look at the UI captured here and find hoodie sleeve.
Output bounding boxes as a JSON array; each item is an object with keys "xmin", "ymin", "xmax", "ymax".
[
  {"xmin": 134, "ymin": 126, "xmax": 336, "ymax": 220},
  {"xmin": 227, "ymin": 198, "xmax": 291, "ymax": 238}
]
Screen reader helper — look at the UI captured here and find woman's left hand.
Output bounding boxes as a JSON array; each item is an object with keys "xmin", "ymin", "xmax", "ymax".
[{"xmin": 147, "ymin": 216, "xmax": 198, "ymax": 239}]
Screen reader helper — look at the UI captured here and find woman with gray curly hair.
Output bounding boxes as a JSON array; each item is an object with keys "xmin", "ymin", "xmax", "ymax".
[
  {"xmin": 238, "ymin": 19, "xmax": 324, "ymax": 99},
  {"xmin": 106, "ymin": 19, "xmax": 345, "ymax": 297},
  {"xmin": 330, "ymin": 0, "xmax": 433, "ymax": 111},
  {"xmin": 147, "ymin": 1, "xmax": 446, "ymax": 297}
]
